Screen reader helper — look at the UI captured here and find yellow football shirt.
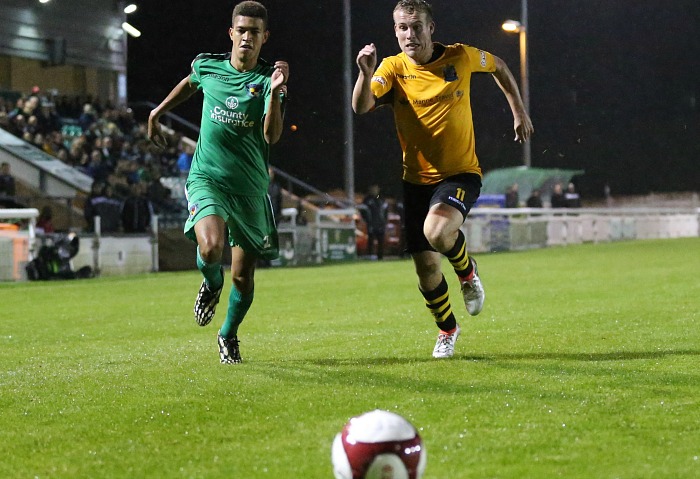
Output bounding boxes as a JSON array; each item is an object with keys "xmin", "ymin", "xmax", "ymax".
[{"xmin": 370, "ymin": 43, "xmax": 496, "ymax": 185}]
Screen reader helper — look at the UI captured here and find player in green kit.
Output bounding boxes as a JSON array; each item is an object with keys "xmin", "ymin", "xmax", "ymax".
[{"xmin": 147, "ymin": 1, "xmax": 289, "ymax": 364}]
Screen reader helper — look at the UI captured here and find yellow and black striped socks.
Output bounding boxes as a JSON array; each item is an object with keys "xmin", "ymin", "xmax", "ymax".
[
  {"xmin": 420, "ymin": 275, "xmax": 457, "ymax": 332},
  {"xmin": 445, "ymin": 230, "xmax": 473, "ymax": 280}
]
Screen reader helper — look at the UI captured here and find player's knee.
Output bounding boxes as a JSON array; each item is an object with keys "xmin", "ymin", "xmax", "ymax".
[
  {"xmin": 423, "ymin": 223, "xmax": 452, "ymax": 252},
  {"xmin": 198, "ymin": 239, "xmax": 224, "ymax": 263},
  {"xmin": 232, "ymin": 273, "xmax": 254, "ymax": 294}
]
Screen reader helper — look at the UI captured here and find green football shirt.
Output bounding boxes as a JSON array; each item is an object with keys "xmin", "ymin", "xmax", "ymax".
[{"xmin": 188, "ymin": 52, "xmax": 275, "ymax": 196}]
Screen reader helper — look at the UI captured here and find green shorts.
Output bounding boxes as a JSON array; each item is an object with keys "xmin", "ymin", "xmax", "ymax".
[{"xmin": 184, "ymin": 177, "xmax": 279, "ymax": 260}]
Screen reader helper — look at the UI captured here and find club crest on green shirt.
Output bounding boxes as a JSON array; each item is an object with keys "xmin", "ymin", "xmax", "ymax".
[{"xmin": 246, "ymin": 83, "xmax": 264, "ymax": 98}]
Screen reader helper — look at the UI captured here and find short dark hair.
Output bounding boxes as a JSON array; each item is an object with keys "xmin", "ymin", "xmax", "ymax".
[
  {"xmin": 232, "ymin": 1, "xmax": 268, "ymax": 29},
  {"xmin": 394, "ymin": 0, "xmax": 433, "ymax": 21}
]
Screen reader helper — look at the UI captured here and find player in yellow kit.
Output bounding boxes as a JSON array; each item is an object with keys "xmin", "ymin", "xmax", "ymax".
[{"xmin": 353, "ymin": 0, "xmax": 533, "ymax": 358}]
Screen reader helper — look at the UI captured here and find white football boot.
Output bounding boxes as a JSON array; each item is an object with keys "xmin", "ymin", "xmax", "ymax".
[
  {"xmin": 460, "ymin": 257, "xmax": 485, "ymax": 316},
  {"xmin": 432, "ymin": 323, "xmax": 461, "ymax": 358}
]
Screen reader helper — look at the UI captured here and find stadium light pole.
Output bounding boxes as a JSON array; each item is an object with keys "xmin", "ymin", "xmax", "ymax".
[
  {"xmin": 502, "ymin": 0, "xmax": 531, "ymax": 167},
  {"xmin": 118, "ymin": 2, "xmax": 139, "ymax": 105},
  {"xmin": 342, "ymin": 0, "xmax": 355, "ymax": 205}
]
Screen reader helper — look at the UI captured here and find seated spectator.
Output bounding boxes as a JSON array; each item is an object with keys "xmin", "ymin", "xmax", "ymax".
[
  {"xmin": 39, "ymin": 100, "xmax": 62, "ymax": 133},
  {"xmin": 24, "ymin": 114, "xmax": 40, "ymax": 137},
  {"xmin": 82, "ymin": 149, "xmax": 111, "ymax": 183},
  {"xmin": 46, "ymin": 131, "xmax": 67, "ymax": 157},
  {"xmin": 7, "ymin": 98, "xmax": 25, "ymax": 122},
  {"xmin": 176, "ymin": 143, "xmax": 194, "ymax": 177},
  {"xmin": 8, "ymin": 113, "xmax": 27, "ymax": 137},
  {"xmin": 78, "ymin": 103, "xmax": 97, "ymax": 132},
  {"xmin": 22, "ymin": 96, "xmax": 40, "ymax": 119},
  {"xmin": 100, "ymin": 135, "xmax": 120, "ymax": 167},
  {"xmin": 56, "ymin": 148, "xmax": 70, "ymax": 164}
]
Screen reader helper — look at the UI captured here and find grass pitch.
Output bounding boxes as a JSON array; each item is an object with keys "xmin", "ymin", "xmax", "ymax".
[{"xmin": 1, "ymin": 238, "xmax": 699, "ymax": 478}]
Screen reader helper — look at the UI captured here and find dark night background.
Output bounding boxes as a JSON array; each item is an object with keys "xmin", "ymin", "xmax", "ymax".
[{"xmin": 127, "ymin": 0, "xmax": 700, "ymax": 200}]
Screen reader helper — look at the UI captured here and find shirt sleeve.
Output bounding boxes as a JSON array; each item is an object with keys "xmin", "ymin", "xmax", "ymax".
[
  {"xmin": 263, "ymin": 74, "xmax": 274, "ymax": 115},
  {"xmin": 189, "ymin": 57, "xmax": 202, "ymax": 88},
  {"xmin": 370, "ymin": 59, "xmax": 394, "ymax": 100},
  {"xmin": 462, "ymin": 45, "xmax": 496, "ymax": 73}
]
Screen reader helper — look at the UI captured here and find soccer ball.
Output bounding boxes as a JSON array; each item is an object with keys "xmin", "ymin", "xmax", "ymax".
[{"xmin": 331, "ymin": 409, "xmax": 427, "ymax": 479}]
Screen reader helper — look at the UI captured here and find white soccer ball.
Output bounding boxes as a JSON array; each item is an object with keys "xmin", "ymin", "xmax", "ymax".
[{"xmin": 332, "ymin": 409, "xmax": 427, "ymax": 479}]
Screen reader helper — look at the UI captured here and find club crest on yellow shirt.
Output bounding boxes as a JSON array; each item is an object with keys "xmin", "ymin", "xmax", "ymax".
[{"xmin": 443, "ymin": 64, "xmax": 458, "ymax": 82}]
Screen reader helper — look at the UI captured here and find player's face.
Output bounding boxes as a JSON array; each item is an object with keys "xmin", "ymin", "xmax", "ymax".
[
  {"xmin": 393, "ymin": 9, "xmax": 434, "ymax": 64},
  {"xmin": 229, "ymin": 16, "xmax": 269, "ymax": 64}
]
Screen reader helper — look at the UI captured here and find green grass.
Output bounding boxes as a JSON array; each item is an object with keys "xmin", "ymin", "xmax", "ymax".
[{"xmin": 1, "ymin": 238, "xmax": 699, "ymax": 478}]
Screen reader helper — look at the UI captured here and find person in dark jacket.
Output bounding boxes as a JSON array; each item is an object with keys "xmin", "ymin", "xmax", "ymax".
[
  {"xmin": 122, "ymin": 183, "xmax": 153, "ymax": 233},
  {"xmin": 0, "ymin": 162, "xmax": 16, "ymax": 198},
  {"xmin": 550, "ymin": 183, "xmax": 567, "ymax": 208},
  {"xmin": 361, "ymin": 184, "xmax": 389, "ymax": 260},
  {"xmin": 526, "ymin": 189, "xmax": 543, "ymax": 208}
]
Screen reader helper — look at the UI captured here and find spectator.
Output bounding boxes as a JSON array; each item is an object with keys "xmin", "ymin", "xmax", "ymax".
[
  {"xmin": 107, "ymin": 171, "xmax": 131, "ymax": 198},
  {"xmin": 176, "ymin": 142, "xmax": 194, "ymax": 176},
  {"xmin": 82, "ymin": 149, "xmax": 111, "ymax": 183},
  {"xmin": 604, "ymin": 183, "xmax": 612, "ymax": 207},
  {"xmin": 268, "ymin": 166, "xmax": 283, "ymax": 222},
  {"xmin": 361, "ymin": 184, "xmax": 389, "ymax": 260},
  {"xmin": 121, "ymin": 183, "xmax": 153, "ymax": 233},
  {"xmin": 550, "ymin": 183, "xmax": 567, "ymax": 208},
  {"xmin": 526, "ymin": 189, "xmax": 543, "ymax": 208},
  {"xmin": 24, "ymin": 114, "xmax": 40, "ymax": 137},
  {"xmin": 146, "ymin": 169, "xmax": 173, "ymax": 213},
  {"xmin": 9, "ymin": 114, "xmax": 27, "ymax": 138},
  {"xmin": 100, "ymin": 135, "xmax": 120, "ymax": 167},
  {"xmin": 36, "ymin": 206, "xmax": 56, "ymax": 234},
  {"xmin": 7, "ymin": 98, "xmax": 25, "ymax": 122},
  {"xmin": 39, "ymin": 100, "xmax": 62, "ymax": 133},
  {"xmin": 46, "ymin": 131, "xmax": 67, "ymax": 157},
  {"xmin": 0, "ymin": 162, "xmax": 17, "ymax": 198},
  {"xmin": 83, "ymin": 181, "xmax": 103, "ymax": 231},
  {"xmin": 505, "ymin": 183, "xmax": 519, "ymax": 208},
  {"xmin": 565, "ymin": 182, "xmax": 581, "ymax": 208},
  {"xmin": 78, "ymin": 103, "xmax": 97, "ymax": 132},
  {"xmin": 89, "ymin": 184, "xmax": 122, "ymax": 233},
  {"xmin": 22, "ymin": 96, "xmax": 40, "ymax": 119}
]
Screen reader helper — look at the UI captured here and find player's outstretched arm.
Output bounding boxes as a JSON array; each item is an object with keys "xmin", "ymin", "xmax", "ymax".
[
  {"xmin": 491, "ymin": 56, "xmax": 534, "ymax": 143},
  {"xmin": 352, "ymin": 43, "xmax": 378, "ymax": 115},
  {"xmin": 148, "ymin": 76, "xmax": 198, "ymax": 149},
  {"xmin": 264, "ymin": 61, "xmax": 289, "ymax": 144}
]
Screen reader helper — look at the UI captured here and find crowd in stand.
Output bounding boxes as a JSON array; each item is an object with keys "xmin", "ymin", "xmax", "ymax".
[{"xmin": 0, "ymin": 87, "xmax": 191, "ymax": 232}]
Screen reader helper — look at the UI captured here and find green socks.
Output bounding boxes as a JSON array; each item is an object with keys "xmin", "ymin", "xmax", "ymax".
[
  {"xmin": 219, "ymin": 287, "xmax": 254, "ymax": 339},
  {"xmin": 196, "ymin": 246, "xmax": 223, "ymax": 291}
]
